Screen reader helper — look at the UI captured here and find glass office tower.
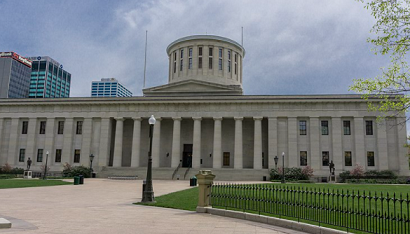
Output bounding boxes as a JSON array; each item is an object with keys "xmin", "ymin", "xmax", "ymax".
[
  {"xmin": 91, "ymin": 78, "xmax": 132, "ymax": 97},
  {"xmin": 0, "ymin": 52, "xmax": 32, "ymax": 98},
  {"xmin": 28, "ymin": 56, "xmax": 71, "ymax": 98}
]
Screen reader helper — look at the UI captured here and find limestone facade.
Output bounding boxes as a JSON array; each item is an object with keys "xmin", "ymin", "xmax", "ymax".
[{"xmin": 0, "ymin": 35, "xmax": 408, "ymax": 179}]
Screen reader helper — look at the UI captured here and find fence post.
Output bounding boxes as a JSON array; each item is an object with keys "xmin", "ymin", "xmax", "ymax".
[{"xmin": 196, "ymin": 170, "xmax": 216, "ymax": 213}]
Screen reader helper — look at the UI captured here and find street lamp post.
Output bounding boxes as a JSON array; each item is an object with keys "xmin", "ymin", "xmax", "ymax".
[
  {"xmin": 43, "ymin": 151, "xmax": 49, "ymax": 180},
  {"xmin": 89, "ymin": 154, "xmax": 95, "ymax": 176},
  {"xmin": 281, "ymin": 152, "xmax": 285, "ymax": 184},
  {"xmin": 274, "ymin": 156, "xmax": 278, "ymax": 169},
  {"xmin": 142, "ymin": 115, "xmax": 156, "ymax": 203}
]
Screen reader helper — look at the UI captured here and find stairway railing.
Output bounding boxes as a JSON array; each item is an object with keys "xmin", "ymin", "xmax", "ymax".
[{"xmin": 171, "ymin": 161, "xmax": 182, "ymax": 180}]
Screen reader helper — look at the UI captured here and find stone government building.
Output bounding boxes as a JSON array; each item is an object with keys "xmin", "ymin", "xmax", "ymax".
[{"xmin": 0, "ymin": 35, "xmax": 409, "ymax": 180}]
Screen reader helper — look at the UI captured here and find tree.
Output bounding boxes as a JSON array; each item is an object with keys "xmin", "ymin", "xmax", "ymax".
[{"xmin": 350, "ymin": 0, "xmax": 410, "ymax": 123}]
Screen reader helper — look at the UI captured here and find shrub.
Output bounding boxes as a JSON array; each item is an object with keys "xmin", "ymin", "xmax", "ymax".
[
  {"xmin": 270, "ymin": 167, "xmax": 312, "ymax": 181},
  {"xmin": 350, "ymin": 164, "xmax": 365, "ymax": 177},
  {"xmin": 1, "ymin": 163, "xmax": 12, "ymax": 173},
  {"xmin": 63, "ymin": 164, "xmax": 91, "ymax": 178},
  {"xmin": 0, "ymin": 164, "xmax": 24, "ymax": 175}
]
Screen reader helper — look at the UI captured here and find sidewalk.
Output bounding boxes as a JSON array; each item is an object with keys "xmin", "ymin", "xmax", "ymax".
[{"xmin": 0, "ymin": 179, "xmax": 306, "ymax": 234}]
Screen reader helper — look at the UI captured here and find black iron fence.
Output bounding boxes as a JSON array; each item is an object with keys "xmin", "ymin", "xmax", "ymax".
[{"xmin": 210, "ymin": 183, "xmax": 410, "ymax": 234}]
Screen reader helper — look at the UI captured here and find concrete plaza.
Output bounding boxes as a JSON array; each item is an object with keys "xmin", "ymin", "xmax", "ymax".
[{"xmin": 0, "ymin": 179, "xmax": 306, "ymax": 234}]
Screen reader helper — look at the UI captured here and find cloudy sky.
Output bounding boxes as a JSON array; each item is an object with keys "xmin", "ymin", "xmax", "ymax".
[{"xmin": 0, "ymin": 0, "xmax": 388, "ymax": 97}]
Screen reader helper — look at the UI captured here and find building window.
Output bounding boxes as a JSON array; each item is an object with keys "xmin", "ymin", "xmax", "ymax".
[
  {"xmin": 299, "ymin": 120, "xmax": 307, "ymax": 135},
  {"xmin": 321, "ymin": 121, "xmax": 328, "ymax": 135},
  {"xmin": 180, "ymin": 49, "xmax": 183, "ymax": 71},
  {"xmin": 223, "ymin": 152, "xmax": 230, "ymax": 166},
  {"xmin": 76, "ymin": 121, "xmax": 83, "ymax": 134},
  {"xmin": 198, "ymin": 47, "xmax": 203, "ymax": 69},
  {"xmin": 74, "ymin": 149, "xmax": 81, "ymax": 163},
  {"xmin": 37, "ymin": 149, "xmax": 43, "ymax": 162},
  {"xmin": 366, "ymin": 121, "xmax": 373, "ymax": 135},
  {"xmin": 58, "ymin": 121, "xmax": 64, "ymax": 134},
  {"xmin": 367, "ymin": 151, "xmax": 375, "ymax": 166},
  {"xmin": 322, "ymin": 151, "xmax": 329, "ymax": 166},
  {"xmin": 19, "ymin": 149, "xmax": 25, "ymax": 162},
  {"xmin": 209, "ymin": 47, "xmax": 213, "ymax": 69},
  {"xmin": 39, "ymin": 121, "xmax": 46, "ymax": 134},
  {"xmin": 228, "ymin": 50, "xmax": 231, "ymax": 72},
  {"xmin": 173, "ymin": 52, "xmax": 177, "ymax": 73},
  {"xmin": 300, "ymin": 151, "xmax": 307, "ymax": 166},
  {"xmin": 343, "ymin": 121, "xmax": 351, "ymax": 135},
  {"xmin": 188, "ymin": 48, "xmax": 192, "ymax": 69},
  {"xmin": 345, "ymin": 151, "xmax": 352, "ymax": 166},
  {"xmin": 218, "ymin": 48, "xmax": 223, "ymax": 70},
  {"xmin": 55, "ymin": 149, "xmax": 62, "ymax": 163},
  {"xmin": 234, "ymin": 53, "xmax": 237, "ymax": 74},
  {"xmin": 22, "ymin": 121, "xmax": 28, "ymax": 134}
]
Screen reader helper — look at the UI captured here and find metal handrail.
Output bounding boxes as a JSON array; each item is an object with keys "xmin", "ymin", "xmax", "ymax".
[
  {"xmin": 171, "ymin": 161, "xmax": 182, "ymax": 180},
  {"xmin": 183, "ymin": 167, "xmax": 190, "ymax": 180}
]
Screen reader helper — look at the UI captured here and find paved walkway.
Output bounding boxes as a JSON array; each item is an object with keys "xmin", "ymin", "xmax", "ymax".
[{"xmin": 0, "ymin": 179, "xmax": 306, "ymax": 234}]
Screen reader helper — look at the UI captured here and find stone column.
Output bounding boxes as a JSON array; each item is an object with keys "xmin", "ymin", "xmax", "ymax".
[
  {"xmin": 62, "ymin": 118, "xmax": 74, "ymax": 164},
  {"xmin": 268, "ymin": 117, "xmax": 278, "ymax": 169},
  {"xmin": 171, "ymin": 117, "xmax": 181, "ymax": 168},
  {"xmin": 131, "ymin": 117, "xmax": 142, "ymax": 167},
  {"xmin": 234, "ymin": 117, "xmax": 243, "ymax": 169},
  {"xmin": 287, "ymin": 117, "xmax": 297, "ymax": 167},
  {"xmin": 354, "ymin": 117, "xmax": 366, "ymax": 168},
  {"xmin": 331, "ymin": 117, "xmax": 343, "ymax": 171},
  {"xmin": 7, "ymin": 118, "xmax": 20, "ymax": 165},
  {"xmin": 253, "ymin": 117, "xmax": 263, "ymax": 169},
  {"xmin": 192, "ymin": 117, "xmax": 202, "ymax": 168},
  {"xmin": 112, "ymin": 117, "xmax": 124, "ymax": 167},
  {"xmin": 25, "ymin": 117, "xmax": 37, "ymax": 165},
  {"xmin": 80, "ymin": 118, "xmax": 93, "ymax": 165},
  {"xmin": 377, "ymin": 119, "xmax": 388, "ymax": 170},
  {"xmin": 44, "ymin": 118, "xmax": 56, "ymax": 165},
  {"xmin": 310, "ymin": 117, "xmax": 320, "ymax": 170},
  {"xmin": 152, "ymin": 117, "xmax": 162, "ymax": 168},
  {"xmin": 196, "ymin": 170, "xmax": 216, "ymax": 213},
  {"xmin": 98, "ymin": 118, "xmax": 111, "ymax": 167},
  {"xmin": 396, "ymin": 117, "xmax": 410, "ymax": 175},
  {"xmin": 0, "ymin": 118, "xmax": 4, "ymax": 165},
  {"xmin": 212, "ymin": 117, "xmax": 222, "ymax": 168}
]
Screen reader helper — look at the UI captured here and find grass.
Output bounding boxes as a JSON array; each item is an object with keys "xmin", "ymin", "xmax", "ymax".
[
  {"xmin": 136, "ymin": 187, "xmax": 198, "ymax": 211},
  {"xmin": 0, "ymin": 179, "xmax": 72, "ymax": 189}
]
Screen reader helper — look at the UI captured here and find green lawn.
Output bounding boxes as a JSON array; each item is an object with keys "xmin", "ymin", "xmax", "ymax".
[
  {"xmin": 0, "ymin": 179, "xmax": 72, "ymax": 189},
  {"xmin": 136, "ymin": 187, "xmax": 198, "ymax": 211}
]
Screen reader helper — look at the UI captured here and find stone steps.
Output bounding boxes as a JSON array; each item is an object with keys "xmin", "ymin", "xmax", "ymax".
[{"xmin": 98, "ymin": 167, "xmax": 270, "ymax": 181}]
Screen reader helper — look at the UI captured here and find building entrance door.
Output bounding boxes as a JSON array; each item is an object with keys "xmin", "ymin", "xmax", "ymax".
[{"xmin": 182, "ymin": 144, "xmax": 193, "ymax": 168}]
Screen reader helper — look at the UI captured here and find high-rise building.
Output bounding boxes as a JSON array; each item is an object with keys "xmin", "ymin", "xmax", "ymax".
[
  {"xmin": 0, "ymin": 52, "xmax": 32, "ymax": 98},
  {"xmin": 27, "ymin": 56, "xmax": 71, "ymax": 98},
  {"xmin": 91, "ymin": 78, "xmax": 132, "ymax": 97}
]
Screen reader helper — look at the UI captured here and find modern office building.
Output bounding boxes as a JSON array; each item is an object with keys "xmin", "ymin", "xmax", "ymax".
[
  {"xmin": 27, "ymin": 56, "xmax": 71, "ymax": 98},
  {"xmin": 91, "ymin": 78, "xmax": 133, "ymax": 97},
  {"xmin": 0, "ymin": 52, "xmax": 32, "ymax": 98},
  {"xmin": 0, "ymin": 35, "xmax": 408, "ymax": 181}
]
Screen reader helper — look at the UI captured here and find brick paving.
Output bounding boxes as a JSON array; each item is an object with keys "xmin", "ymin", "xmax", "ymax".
[{"xmin": 0, "ymin": 179, "xmax": 306, "ymax": 234}]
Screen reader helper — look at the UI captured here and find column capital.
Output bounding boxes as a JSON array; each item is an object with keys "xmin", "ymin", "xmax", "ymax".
[
  {"xmin": 234, "ymin": 117, "xmax": 243, "ymax": 121},
  {"xmin": 354, "ymin": 116, "xmax": 364, "ymax": 119},
  {"xmin": 192, "ymin": 117, "xmax": 202, "ymax": 121},
  {"xmin": 213, "ymin": 117, "xmax": 223, "ymax": 121},
  {"xmin": 172, "ymin": 117, "xmax": 182, "ymax": 121},
  {"xmin": 154, "ymin": 117, "xmax": 162, "ymax": 121},
  {"xmin": 253, "ymin": 116, "xmax": 263, "ymax": 121},
  {"xmin": 132, "ymin": 117, "xmax": 142, "ymax": 121},
  {"xmin": 83, "ymin": 117, "xmax": 93, "ymax": 120},
  {"xmin": 114, "ymin": 117, "xmax": 124, "ymax": 121}
]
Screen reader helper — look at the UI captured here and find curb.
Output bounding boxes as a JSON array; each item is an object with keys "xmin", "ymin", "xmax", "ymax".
[
  {"xmin": 0, "ymin": 218, "xmax": 11, "ymax": 229},
  {"xmin": 198, "ymin": 207, "xmax": 351, "ymax": 234}
]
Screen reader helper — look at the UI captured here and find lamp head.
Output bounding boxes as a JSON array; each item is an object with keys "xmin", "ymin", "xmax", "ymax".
[
  {"xmin": 89, "ymin": 153, "xmax": 95, "ymax": 161},
  {"xmin": 149, "ymin": 115, "xmax": 156, "ymax": 125},
  {"xmin": 282, "ymin": 152, "xmax": 285, "ymax": 157},
  {"xmin": 46, "ymin": 151, "xmax": 49, "ymax": 155}
]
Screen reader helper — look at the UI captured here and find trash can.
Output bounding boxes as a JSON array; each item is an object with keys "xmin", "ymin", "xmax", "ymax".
[
  {"xmin": 79, "ymin": 175, "xmax": 84, "ymax": 185},
  {"xmin": 92, "ymin": 172, "xmax": 96, "ymax": 178},
  {"xmin": 74, "ymin": 176, "xmax": 80, "ymax": 185},
  {"xmin": 190, "ymin": 176, "xmax": 197, "ymax": 186}
]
